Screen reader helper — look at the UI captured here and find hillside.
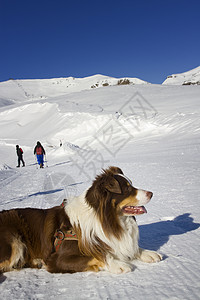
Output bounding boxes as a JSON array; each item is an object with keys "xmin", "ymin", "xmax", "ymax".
[
  {"xmin": 0, "ymin": 74, "xmax": 148, "ymax": 103},
  {"xmin": 163, "ymin": 66, "xmax": 200, "ymax": 85}
]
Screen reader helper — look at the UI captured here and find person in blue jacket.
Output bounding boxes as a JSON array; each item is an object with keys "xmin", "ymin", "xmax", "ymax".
[{"xmin": 34, "ymin": 141, "xmax": 46, "ymax": 168}]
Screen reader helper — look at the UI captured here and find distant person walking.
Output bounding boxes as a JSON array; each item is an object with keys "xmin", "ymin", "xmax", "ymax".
[
  {"xmin": 34, "ymin": 141, "xmax": 46, "ymax": 168},
  {"xmin": 16, "ymin": 145, "xmax": 25, "ymax": 167}
]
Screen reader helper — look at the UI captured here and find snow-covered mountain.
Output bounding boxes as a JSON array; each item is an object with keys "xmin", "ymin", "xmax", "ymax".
[
  {"xmin": 163, "ymin": 66, "xmax": 200, "ymax": 85},
  {"xmin": 0, "ymin": 74, "xmax": 149, "ymax": 103},
  {"xmin": 0, "ymin": 76, "xmax": 200, "ymax": 300}
]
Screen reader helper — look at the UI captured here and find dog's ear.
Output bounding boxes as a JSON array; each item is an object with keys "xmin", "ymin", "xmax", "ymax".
[
  {"xmin": 105, "ymin": 176, "xmax": 121, "ymax": 194},
  {"xmin": 104, "ymin": 166, "xmax": 123, "ymax": 175}
]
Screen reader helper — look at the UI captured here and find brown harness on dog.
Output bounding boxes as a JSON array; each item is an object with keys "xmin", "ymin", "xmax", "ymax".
[
  {"xmin": 54, "ymin": 200, "xmax": 78, "ymax": 252},
  {"xmin": 54, "ymin": 228, "xmax": 78, "ymax": 252}
]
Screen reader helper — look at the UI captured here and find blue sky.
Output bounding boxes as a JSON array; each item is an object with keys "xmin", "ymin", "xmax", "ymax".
[{"xmin": 0, "ymin": 0, "xmax": 200, "ymax": 83}]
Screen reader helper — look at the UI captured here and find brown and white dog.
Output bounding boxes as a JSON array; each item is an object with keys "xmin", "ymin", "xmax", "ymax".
[{"xmin": 0, "ymin": 166, "xmax": 162, "ymax": 274}]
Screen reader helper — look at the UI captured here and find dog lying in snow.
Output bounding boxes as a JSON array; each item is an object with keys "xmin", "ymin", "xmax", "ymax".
[{"xmin": 0, "ymin": 166, "xmax": 162, "ymax": 274}]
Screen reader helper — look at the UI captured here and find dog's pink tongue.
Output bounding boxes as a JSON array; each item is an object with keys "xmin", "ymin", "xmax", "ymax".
[{"xmin": 124, "ymin": 206, "xmax": 147, "ymax": 215}]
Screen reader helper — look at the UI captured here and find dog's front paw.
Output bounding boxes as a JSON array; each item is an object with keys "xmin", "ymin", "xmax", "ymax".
[
  {"xmin": 105, "ymin": 257, "xmax": 132, "ymax": 274},
  {"xmin": 109, "ymin": 262, "xmax": 132, "ymax": 274},
  {"xmin": 138, "ymin": 249, "xmax": 162, "ymax": 263}
]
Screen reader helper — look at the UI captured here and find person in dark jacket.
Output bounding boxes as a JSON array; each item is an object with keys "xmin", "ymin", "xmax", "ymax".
[
  {"xmin": 16, "ymin": 145, "xmax": 25, "ymax": 167},
  {"xmin": 34, "ymin": 141, "xmax": 46, "ymax": 168}
]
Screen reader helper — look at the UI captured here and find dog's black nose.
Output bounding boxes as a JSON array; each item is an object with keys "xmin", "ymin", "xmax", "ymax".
[{"xmin": 146, "ymin": 191, "xmax": 153, "ymax": 199}]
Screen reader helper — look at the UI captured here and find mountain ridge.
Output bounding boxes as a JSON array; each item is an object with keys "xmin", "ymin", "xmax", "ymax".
[
  {"xmin": 0, "ymin": 74, "xmax": 149, "ymax": 102},
  {"xmin": 162, "ymin": 66, "xmax": 200, "ymax": 85}
]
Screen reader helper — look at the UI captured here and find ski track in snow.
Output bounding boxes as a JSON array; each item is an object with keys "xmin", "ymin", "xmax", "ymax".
[{"xmin": 0, "ymin": 82, "xmax": 200, "ymax": 299}]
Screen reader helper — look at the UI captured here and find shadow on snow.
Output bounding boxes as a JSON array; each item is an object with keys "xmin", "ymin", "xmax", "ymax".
[
  {"xmin": 139, "ymin": 213, "xmax": 200, "ymax": 252},
  {"xmin": 1, "ymin": 182, "xmax": 83, "ymax": 206}
]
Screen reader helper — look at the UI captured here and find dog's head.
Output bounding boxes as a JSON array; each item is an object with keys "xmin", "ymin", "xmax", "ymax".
[
  {"xmin": 86, "ymin": 166, "xmax": 153, "ymax": 238},
  {"xmin": 86, "ymin": 166, "xmax": 153, "ymax": 217}
]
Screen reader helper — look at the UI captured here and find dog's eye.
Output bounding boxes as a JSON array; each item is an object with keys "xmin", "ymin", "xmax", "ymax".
[{"xmin": 124, "ymin": 185, "xmax": 132, "ymax": 193}]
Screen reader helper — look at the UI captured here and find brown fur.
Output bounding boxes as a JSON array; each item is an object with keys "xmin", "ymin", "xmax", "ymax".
[
  {"xmin": 0, "ymin": 206, "xmax": 92, "ymax": 273},
  {"xmin": 0, "ymin": 170, "xmax": 122, "ymax": 273}
]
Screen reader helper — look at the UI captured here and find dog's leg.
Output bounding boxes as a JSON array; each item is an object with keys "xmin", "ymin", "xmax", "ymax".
[
  {"xmin": 28, "ymin": 259, "xmax": 45, "ymax": 269},
  {"xmin": 46, "ymin": 252, "xmax": 103, "ymax": 273},
  {"xmin": 103, "ymin": 255, "xmax": 132, "ymax": 274},
  {"xmin": 84, "ymin": 257, "xmax": 105, "ymax": 272},
  {"xmin": 137, "ymin": 248, "xmax": 162, "ymax": 263},
  {"xmin": 0, "ymin": 235, "xmax": 26, "ymax": 272},
  {"xmin": 0, "ymin": 238, "xmax": 12, "ymax": 272}
]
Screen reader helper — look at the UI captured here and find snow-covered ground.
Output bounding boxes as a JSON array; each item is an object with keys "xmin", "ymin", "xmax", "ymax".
[{"xmin": 0, "ymin": 75, "xmax": 200, "ymax": 299}]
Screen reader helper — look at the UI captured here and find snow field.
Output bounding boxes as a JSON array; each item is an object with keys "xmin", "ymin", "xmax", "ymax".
[{"xmin": 0, "ymin": 78, "xmax": 200, "ymax": 299}]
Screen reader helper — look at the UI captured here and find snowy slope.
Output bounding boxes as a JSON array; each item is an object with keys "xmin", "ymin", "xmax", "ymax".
[
  {"xmin": 0, "ymin": 74, "xmax": 148, "ymax": 103},
  {"xmin": 0, "ymin": 80, "xmax": 200, "ymax": 300},
  {"xmin": 163, "ymin": 66, "xmax": 200, "ymax": 85}
]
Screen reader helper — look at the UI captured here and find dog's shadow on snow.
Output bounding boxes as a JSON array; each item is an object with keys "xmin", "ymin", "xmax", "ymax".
[
  {"xmin": 0, "ymin": 274, "xmax": 7, "ymax": 284},
  {"xmin": 139, "ymin": 213, "xmax": 200, "ymax": 252}
]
